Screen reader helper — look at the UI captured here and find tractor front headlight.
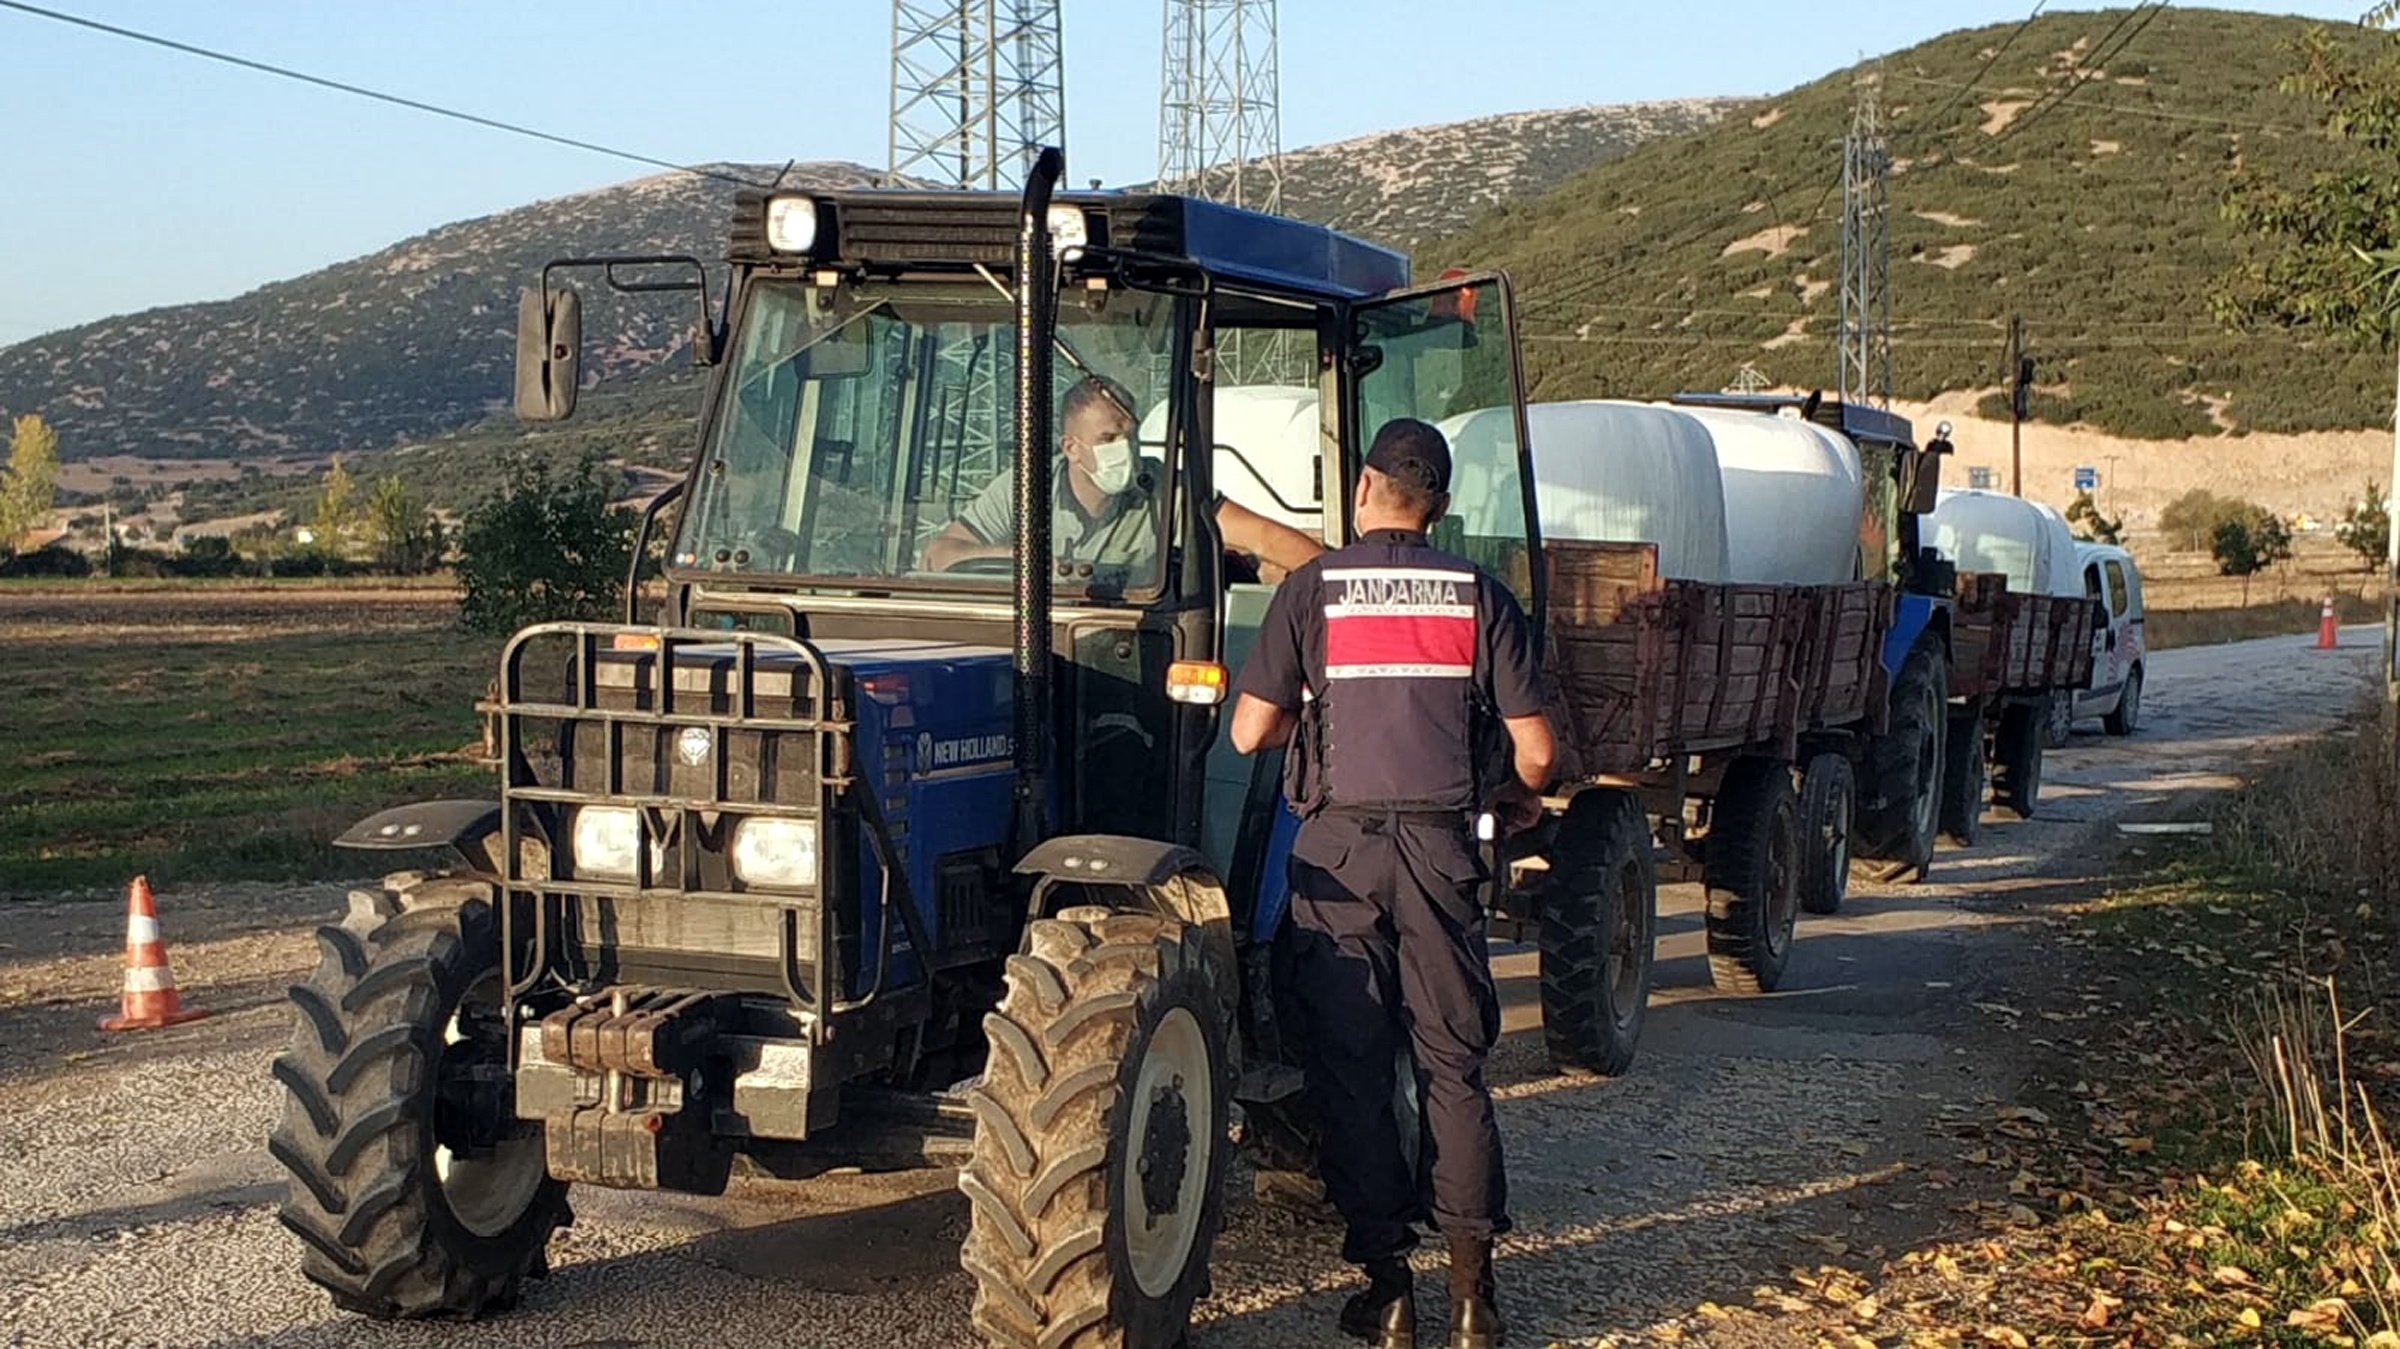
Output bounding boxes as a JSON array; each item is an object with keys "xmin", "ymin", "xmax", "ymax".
[
  {"xmin": 570, "ymin": 806, "xmax": 646, "ymax": 881},
  {"xmin": 731, "ymin": 817, "xmax": 820, "ymax": 889}
]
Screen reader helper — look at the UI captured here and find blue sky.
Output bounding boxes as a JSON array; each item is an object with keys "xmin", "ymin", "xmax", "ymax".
[{"xmin": 0, "ymin": 1, "xmax": 2374, "ymax": 342}]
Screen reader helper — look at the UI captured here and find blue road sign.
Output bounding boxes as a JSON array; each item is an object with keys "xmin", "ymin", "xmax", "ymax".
[{"xmin": 2073, "ymin": 466, "xmax": 2099, "ymax": 492}]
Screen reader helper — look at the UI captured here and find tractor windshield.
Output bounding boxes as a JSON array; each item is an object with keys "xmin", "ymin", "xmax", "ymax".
[{"xmin": 674, "ymin": 278, "xmax": 1182, "ymax": 596}]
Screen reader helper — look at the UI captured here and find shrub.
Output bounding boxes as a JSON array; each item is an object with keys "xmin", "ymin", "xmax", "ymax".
[
  {"xmin": 2336, "ymin": 481, "xmax": 2391, "ymax": 573},
  {"xmin": 2066, "ymin": 490, "xmax": 2124, "ymax": 544},
  {"xmin": 0, "ymin": 544, "xmax": 91, "ymax": 578},
  {"xmin": 453, "ymin": 452, "xmax": 634, "ymax": 636},
  {"xmin": 2161, "ymin": 488, "xmax": 2249, "ymax": 553}
]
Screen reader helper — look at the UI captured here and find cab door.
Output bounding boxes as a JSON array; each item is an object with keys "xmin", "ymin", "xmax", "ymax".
[{"xmin": 1340, "ymin": 272, "xmax": 1543, "ymax": 632}]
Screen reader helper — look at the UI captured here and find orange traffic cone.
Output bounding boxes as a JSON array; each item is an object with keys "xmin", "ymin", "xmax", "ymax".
[
  {"xmin": 98, "ymin": 877, "xmax": 209, "ymax": 1032},
  {"xmin": 2316, "ymin": 597, "xmax": 2339, "ymax": 650}
]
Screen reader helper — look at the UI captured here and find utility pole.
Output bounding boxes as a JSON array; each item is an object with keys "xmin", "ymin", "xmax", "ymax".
[
  {"xmin": 1160, "ymin": 0, "xmax": 1288, "ymax": 382},
  {"xmin": 888, "ymin": 0, "xmax": 1066, "ymax": 190},
  {"xmin": 1837, "ymin": 71, "xmax": 1893, "ymax": 409},
  {"xmin": 2008, "ymin": 313, "xmax": 2028, "ymax": 497}
]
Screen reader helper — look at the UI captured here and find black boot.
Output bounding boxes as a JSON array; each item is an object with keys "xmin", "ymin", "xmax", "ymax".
[
  {"xmin": 1446, "ymin": 1235, "xmax": 1505, "ymax": 1348},
  {"xmin": 1338, "ymin": 1259, "xmax": 1416, "ymax": 1348}
]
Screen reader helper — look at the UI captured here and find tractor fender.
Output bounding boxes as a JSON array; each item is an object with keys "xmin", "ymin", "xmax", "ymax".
[
  {"xmin": 1016, "ymin": 834, "xmax": 1239, "ymax": 1010},
  {"xmin": 334, "ymin": 800, "xmax": 500, "ymax": 854}
]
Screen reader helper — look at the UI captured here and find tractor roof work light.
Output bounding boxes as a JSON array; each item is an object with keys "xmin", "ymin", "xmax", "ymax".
[
  {"xmin": 764, "ymin": 196, "xmax": 821, "ymax": 255},
  {"xmin": 1045, "ymin": 204, "xmax": 1090, "ymax": 262}
]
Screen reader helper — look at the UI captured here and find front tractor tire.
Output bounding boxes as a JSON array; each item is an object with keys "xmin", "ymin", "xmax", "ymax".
[
  {"xmin": 269, "ymin": 877, "xmax": 567, "ymax": 1320},
  {"xmin": 1538, "ymin": 789, "xmax": 1657, "ymax": 1076},
  {"xmin": 961, "ymin": 908, "xmax": 1235, "ymax": 1349}
]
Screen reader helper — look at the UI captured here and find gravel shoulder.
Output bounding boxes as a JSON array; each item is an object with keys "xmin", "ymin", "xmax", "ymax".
[{"xmin": 0, "ymin": 628, "xmax": 2378, "ymax": 1348}]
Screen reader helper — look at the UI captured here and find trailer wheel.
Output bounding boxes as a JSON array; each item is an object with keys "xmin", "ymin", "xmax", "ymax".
[
  {"xmin": 268, "ymin": 879, "xmax": 567, "ymax": 1320},
  {"xmin": 961, "ymin": 908, "xmax": 1234, "ymax": 1349},
  {"xmin": 1856, "ymin": 637, "xmax": 1947, "ymax": 877},
  {"xmin": 2044, "ymin": 690, "xmax": 2074, "ymax": 748},
  {"xmin": 1795, "ymin": 754, "xmax": 1854, "ymax": 916},
  {"xmin": 1992, "ymin": 703, "xmax": 2045, "ymax": 819},
  {"xmin": 1704, "ymin": 757, "xmax": 1802, "ymax": 994},
  {"xmin": 1938, "ymin": 710, "xmax": 1988, "ymax": 846},
  {"xmin": 1537, "ymin": 790, "xmax": 1656, "ymax": 1076}
]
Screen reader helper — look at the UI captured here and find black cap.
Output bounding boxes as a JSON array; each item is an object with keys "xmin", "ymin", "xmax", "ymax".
[{"xmin": 1364, "ymin": 418, "xmax": 1452, "ymax": 495}]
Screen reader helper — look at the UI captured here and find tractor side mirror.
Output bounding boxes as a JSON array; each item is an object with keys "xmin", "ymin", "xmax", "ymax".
[
  {"xmin": 516, "ymin": 286, "xmax": 583, "ymax": 422},
  {"xmin": 1898, "ymin": 445, "xmax": 1944, "ymax": 517}
]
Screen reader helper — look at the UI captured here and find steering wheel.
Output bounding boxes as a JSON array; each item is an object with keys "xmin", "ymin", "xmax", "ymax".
[{"xmin": 943, "ymin": 555, "xmax": 1019, "ymax": 576}]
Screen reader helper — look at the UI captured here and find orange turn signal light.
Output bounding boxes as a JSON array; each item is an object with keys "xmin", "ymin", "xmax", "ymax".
[
  {"xmin": 1166, "ymin": 660, "xmax": 1229, "ymax": 706},
  {"xmin": 611, "ymin": 633, "xmax": 662, "ymax": 651}
]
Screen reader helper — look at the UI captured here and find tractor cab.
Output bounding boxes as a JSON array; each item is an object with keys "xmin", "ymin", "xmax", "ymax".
[{"xmin": 278, "ymin": 150, "xmax": 1539, "ymax": 1346}]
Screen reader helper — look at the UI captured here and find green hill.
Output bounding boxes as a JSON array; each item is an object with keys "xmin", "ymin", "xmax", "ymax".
[{"xmin": 1435, "ymin": 6, "xmax": 2395, "ymax": 438}]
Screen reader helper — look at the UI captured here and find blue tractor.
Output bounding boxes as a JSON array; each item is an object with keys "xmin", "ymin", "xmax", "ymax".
[{"xmin": 266, "ymin": 151, "xmax": 1549, "ymax": 1346}]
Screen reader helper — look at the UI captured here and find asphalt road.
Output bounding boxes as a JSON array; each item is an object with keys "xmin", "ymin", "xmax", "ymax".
[{"xmin": 0, "ymin": 626, "xmax": 2379, "ymax": 1348}]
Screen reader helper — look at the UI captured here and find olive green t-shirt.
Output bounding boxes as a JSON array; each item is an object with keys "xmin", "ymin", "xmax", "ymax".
[{"xmin": 955, "ymin": 457, "xmax": 1165, "ymax": 586}]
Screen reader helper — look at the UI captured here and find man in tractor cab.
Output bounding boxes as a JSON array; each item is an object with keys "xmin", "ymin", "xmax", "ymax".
[
  {"xmin": 1229, "ymin": 417, "xmax": 1555, "ymax": 1349},
  {"xmin": 919, "ymin": 373, "xmax": 1324, "ymax": 583}
]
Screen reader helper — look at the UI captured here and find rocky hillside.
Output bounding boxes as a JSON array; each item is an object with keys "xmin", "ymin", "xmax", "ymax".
[
  {"xmin": 0, "ymin": 100, "xmax": 1734, "ymax": 466},
  {"xmin": 0, "ymin": 163, "xmax": 888, "ymax": 463},
  {"xmin": 1176, "ymin": 99, "xmax": 1746, "ymax": 248},
  {"xmin": 1435, "ymin": 7, "xmax": 2396, "ymax": 438}
]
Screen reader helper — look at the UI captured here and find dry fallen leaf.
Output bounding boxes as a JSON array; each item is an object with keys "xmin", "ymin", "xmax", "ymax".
[
  {"xmin": 2115, "ymin": 1136, "xmax": 2156, "ymax": 1154},
  {"xmin": 1980, "ymin": 1328, "xmax": 2030, "ymax": 1349},
  {"xmin": 2236, "ymin": 1307, "xmax": 2264, "ymax": 1330},
  {"xmin": 1850, "ymin": 1295, "xmax": 1881, "ymax": 1322},
  {"xmin": 2287, "ymin": 1299, "xmax": 2350, "ymax": 1332},
  {"xmin": 1933, "ymin": 1253, "xmax": 1963, "ymax": 1282},
  {"xmin": 2214, "ymin": 1265, "xmax": 2255, "ymax": 1287},
  {"xmin": 1696, "ymin": 1301, "xmax": 1732, "ymax": 1321}
]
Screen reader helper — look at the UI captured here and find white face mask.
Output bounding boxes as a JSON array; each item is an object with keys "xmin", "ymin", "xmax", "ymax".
[{"xmin": 1087, "ymin": 435, "xmax": 1136, "ymax": 495}]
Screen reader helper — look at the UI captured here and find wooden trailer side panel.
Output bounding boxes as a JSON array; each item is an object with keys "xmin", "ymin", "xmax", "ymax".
[{"xmin": 1544, "ymin": 542, "xmax": 1896, "ymax": 777}]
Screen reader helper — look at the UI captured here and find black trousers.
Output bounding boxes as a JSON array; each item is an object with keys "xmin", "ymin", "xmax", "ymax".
[{"xmin": 1279, "ymin": 810, "xmax": 1509, "ymax": 1265}]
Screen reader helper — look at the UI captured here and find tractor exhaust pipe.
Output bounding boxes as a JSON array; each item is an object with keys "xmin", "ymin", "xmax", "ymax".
[{"xmin": 1012, "ymin": 146, "xmax": 1065, "ymax": 854}]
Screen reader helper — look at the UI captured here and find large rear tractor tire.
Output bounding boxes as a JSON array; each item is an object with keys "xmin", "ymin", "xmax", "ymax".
[
  {"xmin": 1795, "ymin": 753, "xmax": 1855, "ymax": 916},
  {"xmin": 269, "ymin": 877, "xmax": 567, "ymax": 1320},
  {"xmin": 1856, "ymin": 637, "xmax": 1948, "ymax": 879},
  {"xmin": 961, "ymin": 908, "xmax": 1235, "ymax": 1349},
  {"xmin": 1704, "ymin": 757, "xmax": 1803, "ymax": 994},
  {"xmin": 1993, "ymin": 702, "xmax": 2045, "ymax": 820},
  {"xmin": 1938, "ymin": 710, "xmax": 1988, "ymax": 847},
  {"xmin": 1537, "ymin": 790, "xmax": 1657, "ymax": 1076}
]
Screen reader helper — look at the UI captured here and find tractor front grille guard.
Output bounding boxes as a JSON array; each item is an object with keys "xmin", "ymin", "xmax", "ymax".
[{"xmin": 488, "ymin": 623, "xmax": 852, "ymax": 1014}]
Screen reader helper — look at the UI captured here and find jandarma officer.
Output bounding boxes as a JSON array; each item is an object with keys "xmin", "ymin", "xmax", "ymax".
[{"xmin": 1230, "ymin": 417, "xmax": 1556, "ymax": 1349}]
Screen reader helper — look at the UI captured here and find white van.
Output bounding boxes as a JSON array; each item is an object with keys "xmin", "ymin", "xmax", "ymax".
[{"xmin": 2058, "ymin": 542, "xmax": 2147, "ymax": 737}]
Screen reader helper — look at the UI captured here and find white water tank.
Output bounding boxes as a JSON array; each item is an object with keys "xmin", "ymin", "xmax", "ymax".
[
  {"xmin": 1137, "ymin": 384, "xmax": 1325, "ymax": 533},
  {"xmin": 1445, "ymin": 400, "xmax": 1732, "ymax": 583},
  {"xmin": 1674, "ymin": 406, "xmax": 1866, "ymax": 585},
  {"xmin": 1929, "ymin": 488, "xmax": 2083, "ymax": 596}
]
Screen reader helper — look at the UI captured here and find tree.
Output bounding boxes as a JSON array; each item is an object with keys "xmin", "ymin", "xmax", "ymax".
[
  {"xmin": 366, "ymin": 475, "xmax": 446, "ymax": 574},
  {"xmin": 0, "ymin": 414, "xmax": 62, "ymax": 552},
  {"xmin": 453, "ymin": 453, "xmax": 633, "ymax": 635},
  {"xmin": 312, "ymin": 455, "xmax": 357, "ymax": 548},
  {"xmin": 2338, "ymin": 480, "xmax": 2393, "ymax": 572},
  {"xmin": 2065, "ymin": 490, "xmax": 2124, "ymax": 545},
  {"xmin": 2212, "ymin": 505, "xmax": 2295, "ymax": 604}
]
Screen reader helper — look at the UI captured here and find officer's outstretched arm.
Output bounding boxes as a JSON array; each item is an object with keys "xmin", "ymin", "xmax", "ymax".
[
  {"xmin": 1229, "ymin": 693, "xmax": 1295, "ymax": 754},
  {"xmin": 1216, "ymin": 497, "xmax": 1324, "ymax": 577}
]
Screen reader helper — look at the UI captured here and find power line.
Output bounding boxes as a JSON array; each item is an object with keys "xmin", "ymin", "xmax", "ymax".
[
  {"xmin": 0, "ymin": 0, "xmax": 763, "ymax": 188},
  {"xmin": 2000, "ymin": 1, "xmax": 2172, "ymax": 144},
  {"xmin": 1890, "ymin": 71, "xmax": 2305, "ymax": 136},
  {"xmin": 1921, "ymin": 1, "xmax": 2047, "ymax": 130}
]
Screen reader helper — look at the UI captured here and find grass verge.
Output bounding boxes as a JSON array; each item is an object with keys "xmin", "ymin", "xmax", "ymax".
[
  {"xmin": 2144, "ymin": 593, "xmax": 2384, "ymax": 652},
  {"xmin": 1674, "ymin": 713, "xmax": 2400, "ymax": 1347}
]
